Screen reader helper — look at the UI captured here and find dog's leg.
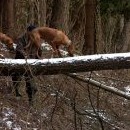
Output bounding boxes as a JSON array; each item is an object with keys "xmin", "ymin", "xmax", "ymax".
[
  {"xmin": 36, "ymin": 47, "xmax": 42, "ymax": 59},
  {"xmin": 32, "ymin": 36, "xmax": 42, "ymax": 59},
  {"xmin": 12, "ymin": 74, "xmax": 22, "ymax": 98},
  {"xmin": 67, "ymin": 44, "xmax": 74, "ymax": 57},
  {"xmin": 56, "ymin": 45, "xmax": 62, "ymax": 57},
  {"xmin": 25, "ymin": 75, "xmax": 37, "ymax": 106},
  {"xmin": 51, "ymin": 41, "xmax": 62, "ymax": 58},
  {"xmin": 50, "ymin": 41, "xmax": 56, "ymax": 58}
]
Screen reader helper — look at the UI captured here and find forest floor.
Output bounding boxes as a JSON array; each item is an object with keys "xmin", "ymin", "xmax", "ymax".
[{"xmin": 0, "ymin": 43, "xmax": 130, "ymax": 130}]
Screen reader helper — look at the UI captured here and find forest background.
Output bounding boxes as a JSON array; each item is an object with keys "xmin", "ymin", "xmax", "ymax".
[{"xmin": 0, "ymin": 0, "xmax": 130, "ymax": 130}]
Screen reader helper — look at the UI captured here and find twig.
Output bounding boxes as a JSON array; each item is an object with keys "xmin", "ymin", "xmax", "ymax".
[{"xmin": 66, "ymin": 73, "xmax": 130, "ymax": 100}]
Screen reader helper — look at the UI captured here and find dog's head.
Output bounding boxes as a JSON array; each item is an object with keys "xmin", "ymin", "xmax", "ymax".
[{"xmin": 27, "ymin": 24, "xmax": 36, "ymax": 32}]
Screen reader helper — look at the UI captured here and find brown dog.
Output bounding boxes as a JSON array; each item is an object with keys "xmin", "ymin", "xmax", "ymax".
[
  {"xmin": 27, "ymin": 27, "xmax": 74, "ymax": 58},
  {"xmin": 0, "ymin": 32, "xmax": 14, "ymax": 51}
]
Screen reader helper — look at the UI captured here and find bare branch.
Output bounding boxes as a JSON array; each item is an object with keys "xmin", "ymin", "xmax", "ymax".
[{"xmin": 66, "ymin": 73, "xmax": 130, "ymax": 100}]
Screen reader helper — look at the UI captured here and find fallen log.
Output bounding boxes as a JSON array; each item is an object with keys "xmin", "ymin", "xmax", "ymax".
[{"xmin": 0, "ymin": 52, "xmax": 130, "ymax": 76}]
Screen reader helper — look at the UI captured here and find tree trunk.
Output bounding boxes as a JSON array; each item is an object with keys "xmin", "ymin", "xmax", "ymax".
[
  {"xmin": 39, "ymin": 0, "xmax": 46, "ymax": 26},
  {"xmin": 121, "ymin": 11, "xmax": 130, "ymax": 52},
  {"xmin": 27, "ymin": 0, "xmax": 46, "ymax": 26},
  {"xmin": 34, "ymin": 0, "xmax": 46, "ymax": 26},
  {"xmin": 82, "ymin": 0, "xmax": 96, "ymax": 55},
  {"xmin": 96, "ymin": 1, "xmax": 105, "ymax": 54},
  {"xmin": 50, "ymin": 0, "xmax": 70, "ymax": 34},
  {"xmin": 68, "ymin": 0, "xmax": 86, "ymax": 54},
  {"xmin": 0, "ymin": 52, "xmax": 130, "ymax": 76},
  {"xmin": 0, "ymin": 0, "xmax": 4, "ymax": 32},
  {"xmin": 0, "ymin": 0, "xmax": 14, "ymax": 35}
]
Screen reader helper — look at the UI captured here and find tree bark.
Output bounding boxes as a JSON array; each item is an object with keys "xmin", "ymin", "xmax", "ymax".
[
  {"xmin": 82, "ymin": 0, "xmax": 96, "ymax": 55},
  {"xmin": 0, "ymin": 52, "xmax": 130, "ymax": 76},
  {"xmin": 50, "ymin": 0, "xmax": 70, "ymax": 34},
  {"xmin": 0, "ymin": 0, "xmax": 14, "ymax": 35},
  {"xmin": 121, "ymin": 12, "xmax": 130, "ymax": 52},
  {"xmin": 0, "ymin": 0, "xmax": 4, "ymax": 31},
  {"xmin": 27, "ymin": 0, "xmax": 46, "ymax": 26},
  {"xmin": 69, "ymin": 0, "xmax": 86, "ymax": 54}
]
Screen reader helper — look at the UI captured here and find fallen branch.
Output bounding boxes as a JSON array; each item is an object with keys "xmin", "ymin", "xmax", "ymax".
[{"xmin": 66, "ymin": 73, "xmax": 130, "ymax": 100}]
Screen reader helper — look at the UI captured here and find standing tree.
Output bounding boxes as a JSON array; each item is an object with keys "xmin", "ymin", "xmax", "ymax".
[
  {"xmin": 0, "ymin": 0, "xmax": 14, "ymax": 36},
  {"xmin": 100, "ymin": 0, "xmax": 130, "ymax": 53},
  {"xmin": 120, "ymin": 2, "xmax": 130, "ymax": 52},
  {"xmin": 27, "ymin": 0, "xmax": 46, "ymax": 26},
  {"xmin": 82, "ymin": 0, "xmax": 97, "ymax": 55},
  {"xmin": 50, "ymin": 0, "xmax": 70, "ymax": 34}
]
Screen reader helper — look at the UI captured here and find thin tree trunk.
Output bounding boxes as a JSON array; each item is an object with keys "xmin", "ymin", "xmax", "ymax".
[
  {"xmin": 96, "ymin": 2, "xmax": 105, "ymax": 54},
  {"xmin": 39, "ymin": 0, "xmax": 46, "ymax": 26},
  {"xmin": 82, "ymin": 0, "xmax": 96, "ymax": 55},
  {"xmin": 0, "ymin": 0, "xmax": 14, "ymax": 35},
  {"xmin": 121, "ymin": 15, "xmax": 130, "ymax": 52},
  {"xmin": 0, "ymin": 0, "xmax": 4, "ymax": 31}
]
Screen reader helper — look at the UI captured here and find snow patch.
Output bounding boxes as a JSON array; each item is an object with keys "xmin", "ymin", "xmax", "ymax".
[
  {"xmin": 1, "ymin": 107, "xmax": 22, "ymax": 130},
  {"xmin": 124, "ymin": 86, "xmax": 130, "ymax": 95}
]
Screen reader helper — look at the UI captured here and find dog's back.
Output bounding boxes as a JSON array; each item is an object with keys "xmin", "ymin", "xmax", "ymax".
[
  {"xmin": 29, "ymin": 27, "xmax": 74, "ymax": 57},
  {"xmin": 31, "ymin": 27, "xmax": 70, "ymax": 45},
  {"xmin": 31, "ymin": 27, "xmax": 57, "ymax": 42}
]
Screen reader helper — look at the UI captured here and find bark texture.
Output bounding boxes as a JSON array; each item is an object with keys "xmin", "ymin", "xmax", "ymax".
[
  {"xmin": 0, "ymin": 53, "xmax": 130, "ymax": 76},
  {"xmin": 0, "ymin": 0, "xmax": 14, "ymax": 35},
  {"xmin": 50, "ymin": 0, "xmax": 70, "ymax": 34},
  {"xmin": 82, "ymin": 0, "xmax": 96, "ymax": 55}
]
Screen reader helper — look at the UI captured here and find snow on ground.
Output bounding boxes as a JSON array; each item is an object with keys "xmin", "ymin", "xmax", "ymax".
[
  {"xmin": 0, "ymin": 107, "xmax": 21, "ymax": 130},
  {"xmin": 123, "ymin": 85, "xmax": 130, "ymax": 102},
  {"xmin": 0, "ymin": 42, "xmax": 9, "ymax": 52},
  {"xmin": 0, "ymin": 43, "xmax": 129, "ymax": 129},
  {"xmin": 124, "ymin": 85, "xmax": 130, "ymax": 95},
  {"xmin": 41, "ymin": 42, "xmax": 73, "ymax": 56},
  {"xmin": 0, "ymin": 106, "xmax": 39, "ymax": 130}
]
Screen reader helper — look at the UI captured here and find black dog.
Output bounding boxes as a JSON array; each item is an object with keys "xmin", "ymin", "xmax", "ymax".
[{"xmin": 12, "ymin": 25, "xmax": 42, "ymax": 105}]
